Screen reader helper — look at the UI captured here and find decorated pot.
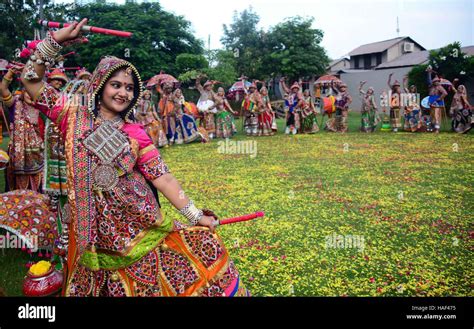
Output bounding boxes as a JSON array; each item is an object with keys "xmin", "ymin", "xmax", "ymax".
[{"xmin": 23, "ymin": 265, "xmax": 63, "ymax": 297}]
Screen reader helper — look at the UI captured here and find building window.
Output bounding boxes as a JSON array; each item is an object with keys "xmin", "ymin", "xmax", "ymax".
[
  {"xmin": 354, "ymin": 57, "xmax": 360, "ymax": 69},
  {"xmin": 376, "ymin": 53, "xmax": 382, "ymax": 65},
  {"xmin": 364, "ymin": 55, "xmax": 371, "ymax": 69}
]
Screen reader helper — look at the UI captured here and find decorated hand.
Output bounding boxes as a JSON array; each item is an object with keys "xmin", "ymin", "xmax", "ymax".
[
  {"xmin": 52, "ymin": 18, "xmax": 88, "ymax": 45},
  {"xmin": 199, "ymin": 209, "xmax": 219, "ymax": 233}
]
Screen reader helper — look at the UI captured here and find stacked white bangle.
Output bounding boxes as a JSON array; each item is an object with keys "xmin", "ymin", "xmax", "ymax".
[
  {"xmin": 179, "ymin": 200, "xmax": 203, "ymax": 226},
  {"xmin": 35, "ymin": 31, "xmax": 63, "ymax": 67}
]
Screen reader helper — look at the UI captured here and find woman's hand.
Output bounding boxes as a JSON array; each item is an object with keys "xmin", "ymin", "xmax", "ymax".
[
  {"xmin": 52, "ymin": 18, "xmax": 88, "ymax": 45},
  {"xmin": 198, "ymin": 215, "xmax": 218, "ymax": 233}
]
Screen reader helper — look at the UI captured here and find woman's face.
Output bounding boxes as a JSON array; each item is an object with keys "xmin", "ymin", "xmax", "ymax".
[
  {"xmin": 100, "ymin": 69, "xmax": 135, "ymax": 114},
  {"xmin": 303, "ymin": 90, "xmax": 309, "ymax": 97},
  {"xmin": 175, "ymin": 89, "xmax": 182, "ymax": 97},
  {"xmin": 50, "ymin": 79, "xmax": 64, "ymax": 90},
  {"xmin": 144, "ymin": 92, "xmax": 151, "ymax": 100},
  {"xmin": 260, "ymin": 88, "xmax": 268, "ymax": 96},
  {"xmin": 457, "ymin": 86, "xmax": 464, "ymax": 93}
]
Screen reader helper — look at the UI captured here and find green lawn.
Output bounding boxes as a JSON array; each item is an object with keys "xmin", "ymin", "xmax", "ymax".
[{"xmin": 0, "ymin": 112, "xmax": 472, "ymax": 296}]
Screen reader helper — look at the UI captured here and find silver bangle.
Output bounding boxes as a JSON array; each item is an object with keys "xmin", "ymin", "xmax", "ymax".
[{"xmin": 179, "ymin": 200, "xmax": 203, "ymax": 226}]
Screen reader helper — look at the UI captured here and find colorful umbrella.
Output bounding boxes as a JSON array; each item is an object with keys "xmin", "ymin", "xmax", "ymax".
[
  {"xmin": 0, "ymin": 190, "xmax": 58, "ymax": 251},
  {"xmin": 315, "ymin": 75, "xmax": 341, "ymax": 84},
  {"xmin": 146, "ymin": 73, "xmax": 179, "ymax": 88},
  {"xmin": 229, "ymin": 80, "xmax": 252, "ymax": 92}
]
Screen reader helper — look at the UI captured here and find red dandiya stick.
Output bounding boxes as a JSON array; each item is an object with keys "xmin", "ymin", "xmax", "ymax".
[
  {"xmin": 216, "ymin": 212, "xmax": 265, "ymax": 226},
  {"xmin": 38, "ymin": 20, "xmax": 132, "ymax": 38},
  {"xmin": 62, "ymin": 67, "xmax": 82, "ymax": 71}
]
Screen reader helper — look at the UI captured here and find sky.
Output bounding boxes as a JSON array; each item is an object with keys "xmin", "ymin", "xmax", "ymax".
[{"xmin": 56, "ymin": 0, "xmax": 473, "ymax": 59}]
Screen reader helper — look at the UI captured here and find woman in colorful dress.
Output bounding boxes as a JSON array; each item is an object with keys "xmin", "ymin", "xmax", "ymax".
[
  {"xmin": 387, "ymin": 73, "xmax": 402, "ymax": 132},
  {"xmin": 1, "ymin": 65, "xmax": 44, "ymax": 191},
  {"xmin": 450, "ymin": 82, "xmax": 472, "ymax": 134},
  {"xmin": 242, "ymin": 82, "xmax": 261, "ymax": 136},
  {"xmin": 195, "ymin": 76, "xmax": 217, "ymax": 139},
  {"xmin": 214, "ymin": 87, "xmax": 237, "ymax": 139},
  {"xmin": 172, "ymin": 88, "xmax": 201, "ymax": 143},
  {"xmin": 359, "ymin": 81, "xmax": 379, "ymax": 133},
  {"xmin": 136, "ymin": 90, "xmax": 168, "ymax": 148},
  {"xmin": 256, "ymin": 86, "xmax": 274, "ymax": 136},
  {"xmin": 300, "ymin": 89, "xmax": 319, "ymax": 134},
  {"xmin": 157, "ymin": 81, "xmax": 178, "ymax": 145},
  {"xmin": 426, "ymin": 68, "xmax": 448, "ymax": 134},
  {"xmin": 20, "ymin": 20, "xmax": 249, "ymax": 297},
  {"xmin": 280, "ymin": 78, "xmax": 303, "ymax": 135},
  {"xmin": 325, "ymin": 81, "xmax": 352, "ymax": 133},
  {"xmin": 402, "ymin": 77, "xmax": 421, "ymax": 132}
]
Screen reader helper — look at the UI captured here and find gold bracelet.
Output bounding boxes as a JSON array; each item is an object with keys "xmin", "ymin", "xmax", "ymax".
[
  {"xmin": 2, "ymin": 93, "xmax": 13, "ymax": 102},
  {"xmin": 2, "ymin": 76, "xmax": 13, "ymax": 83}
]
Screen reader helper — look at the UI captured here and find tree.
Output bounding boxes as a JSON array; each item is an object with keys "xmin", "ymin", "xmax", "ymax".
[
  {"xmin": 0, "ymin": 0, "xmax": 70, "ymax": 60},
  {"xmin": 221, "ymin": 7, "xmax": 266, "ymax": 78},
  {"xmin": 65, "ymin": 2, "xmax": 204, "ymax": 79},
  {"xmin": 263, "ymin": 16, "xmax": 329, "ymax": 81},
  {"xmin": 408, "ymin": 42, "xmax": 474, "ymax": 107}
]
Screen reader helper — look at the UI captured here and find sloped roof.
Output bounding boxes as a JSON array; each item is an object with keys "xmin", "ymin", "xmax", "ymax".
[
  {"xmin": 348, "ymin": 37, "xmax": 425, "ymax": 56},
  {"xmin": 375, "ymin": 45, "xmax": 474, "ymax": 69}
]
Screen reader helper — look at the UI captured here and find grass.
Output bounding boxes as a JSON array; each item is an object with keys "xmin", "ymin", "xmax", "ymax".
[{"xmin": 0, "ymin": 112, "xmax": 472, "ymax": 296}]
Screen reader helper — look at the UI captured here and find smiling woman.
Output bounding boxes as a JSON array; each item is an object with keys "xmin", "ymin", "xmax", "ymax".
[{"xmin": 17, "ymin": 20, "xmax": 249, "ymax": 297}]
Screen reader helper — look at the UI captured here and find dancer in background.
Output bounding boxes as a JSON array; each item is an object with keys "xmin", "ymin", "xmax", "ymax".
[
  {"xmin": 402, "ymin": 76, "xmax": 421, "ymax": 132},
  {"xmin": 1, "ymin": 64, "xmax": 44, "ymax": 191},
  {"xmin": 325, "ymin": 81, "xmax": 352, "ymax": 133},
  {"xmin": 215, "ymin": 87, "xmax": 237, "ymax": 139},
  {"xmin": 257, "ymin": 86, "xmax": 274, "ymax": 136},
  {"xmin": 300, "ymin": 89, "xmax": 319, "ymax": 134},
  {"xmin": 136, "ymin": 89, "xmax": 168, "ymax": 147},
  {"xmin": 387, "ymin": 73, "xmax": 402, "ymax": 132},
  {"xmin": 450, "ymin": 80, "xmax": 472, "ymax": 134},
  {"xmin": 426, "ymin": 67, "xmax": 448, "ymax": 133},
  {"xmin": 280, "ymin": 78, "xmax": 303, "ymax": 135},
  {"xmin": 157, "ymin": 81, "xmax": 176, "ymax": 145},
  {"xmin": 172, "ymin": 88, "xmax": 201, "ymax": 143},
  {"xmin": 195, "ymin": 76, "xmax": 217, "ymax": 139},
  {"xmin": 242, "ymin": 82, "xmax": 261, "ymax": 136},
  {"xmin": 359, "ymin": 81, "xmax": 379, "ymax": 133}
]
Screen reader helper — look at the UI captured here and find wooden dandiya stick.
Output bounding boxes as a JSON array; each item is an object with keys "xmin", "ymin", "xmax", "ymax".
[
  {"xmin": 38, "ymin": 20, "xmax": 133, "ymax": 38},
  {"xmin": 214, "ymin": 212, "xmax": 265, "ymax": 226}
]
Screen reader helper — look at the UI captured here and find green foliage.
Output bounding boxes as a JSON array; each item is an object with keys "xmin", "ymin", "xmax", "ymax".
[
  {"xmin": 221, "ymin": 7, "xmax": 266, "ymax": 78},
  {"xmin": 175, "ymin": 53, "xmax": 208, "ymax": 73},
  {"xmin": 408, "ymin": 42, "xmax": 474, "ymax": 98},
  {"xmin": 0, "ymin": 0, "xmax": 71, "ymax": 60},
  {"xmin": 264, "ymin": 16, "xmax": 329, "ymax": 81},
  {"xmin": 65, "ymin": 2, "xmax": 204, "ymax": 79},
  {"xmin": 221, "ymin": 9, "xmax": 329, "ymax": 82}
]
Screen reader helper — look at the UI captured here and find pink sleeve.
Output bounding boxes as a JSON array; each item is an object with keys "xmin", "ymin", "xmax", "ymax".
[{"xmin": 122, "ymin": 124, "xmax": 170, "ymax": 181}]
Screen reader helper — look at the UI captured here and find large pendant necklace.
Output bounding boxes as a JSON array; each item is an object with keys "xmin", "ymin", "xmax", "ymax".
[{"xmin": 83, "ymin": 113, "xmax": 129, "ymax": 191}]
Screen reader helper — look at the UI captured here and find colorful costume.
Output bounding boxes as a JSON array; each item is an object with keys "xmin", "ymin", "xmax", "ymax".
[
  {"xmin": 214, "ymin": 93, "xmax": 237, "ymax": 139},
  {"xmin": 172, "ymin": 91, "xmax": 201, "ymax": 143},
  {"xmin": 3, "ymin": 93, "xmax": 44, "ymax": 191},
  {"xmin": 427, "ymin": 73, "xmax": 448, "ymax": 132},
  {"xmin": 325, "ymin": 84, "xmax": 352, "ymax": 133},
  {"xmin": 243, "ymin": 85, "xmax": 261, "ymax": 136},
  {"xmin": 43, "ymin": 68, "xmax": 69, "ymax": 202},
  {"xmin": 359, "ymin": 87, "xmax": 379, "ymax": 133},
  {"xmin": 136, "ymin": 92, "xmax": 168, "ymax": 148},
  {"xmin": 196, "ymin": 80, "xmax": 217, "ymax": 139},
  {"xmin": 403, "ymin": 88, "xmax": 421, "ymax": 132},
  {"xmin": 157, "ymin": 83, "xmax": 178, "ymax": 145},
  {"xmin": 258, "ymin": 91, "xmax": 275, "ymax": 136},
  {"xmin": 450, "ymin": 85, "xmax": 472, "ymax": 134},
  {"xmin": 32, "ymin": 56, "xmax": 248, "ymax": 297},
  {"xmin": 300, "ymin": 94, "xmax": 319, "ymax": 134}
]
